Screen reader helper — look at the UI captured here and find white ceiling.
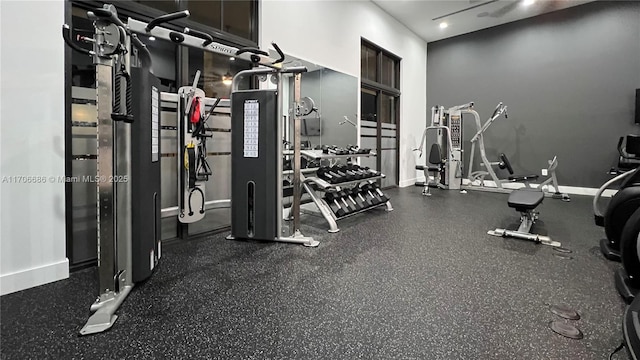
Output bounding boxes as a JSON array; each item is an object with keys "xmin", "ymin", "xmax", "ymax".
[{"xmin": 371, "ymin": 0, "xmax": 597, "ymax": 43}]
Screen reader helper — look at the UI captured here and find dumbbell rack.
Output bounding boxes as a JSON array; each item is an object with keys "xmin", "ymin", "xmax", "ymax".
[{"xmin": 296, "ymin": 150, "xmax": 393, "ymax": 233}]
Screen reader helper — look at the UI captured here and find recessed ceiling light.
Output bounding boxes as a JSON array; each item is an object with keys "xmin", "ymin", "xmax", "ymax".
[
  {"xmin": 439, "ymin": 22, "xmax": 449, "ymax": 29},
  {"xmin": 229, "ymin": 57, "xmax": 235, "ymax": 61},
  {"xmin": 523, "ymin": 0, "xmax": 535, "ymax": 6},
  {"xmin": 148, "ymin": 36, "xmax": 156, "ymax": 41}
]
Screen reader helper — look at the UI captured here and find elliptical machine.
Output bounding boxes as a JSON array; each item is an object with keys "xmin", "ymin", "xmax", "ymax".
[
  {"xmin": 615, "ymin": 206, "xmax": 640, "ymax": 303},
  {"xmin": 594, "ymin": 166, "xmax": 640, "ymax": 261}
]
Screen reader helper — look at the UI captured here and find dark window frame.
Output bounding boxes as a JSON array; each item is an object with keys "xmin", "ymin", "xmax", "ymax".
[
  {"xmin": 72, "ymin": 0, "xmax": 258, "ymax": 47},
  {"xmin": 360, "ymin": 38, "xmax": 401, "ymax": 189}
]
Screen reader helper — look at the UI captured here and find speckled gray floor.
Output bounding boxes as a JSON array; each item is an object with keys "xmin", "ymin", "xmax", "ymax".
[{"xmin": 0, "ymin": 188, "xmax": 628, "ymax": 359}]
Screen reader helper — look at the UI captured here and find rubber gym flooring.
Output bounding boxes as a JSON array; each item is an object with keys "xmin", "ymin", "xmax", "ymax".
[{"xmin": 0, "ymin": 188, "xmax": 628, "ymax": 359}]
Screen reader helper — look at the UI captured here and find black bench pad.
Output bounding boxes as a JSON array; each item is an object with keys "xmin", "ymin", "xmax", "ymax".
[{"xmin": 508, "ymin": 189, "xmax": 544, "ymax": 210}]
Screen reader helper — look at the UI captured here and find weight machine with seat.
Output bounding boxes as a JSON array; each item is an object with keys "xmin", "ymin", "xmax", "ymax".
[
  {"xmin": 465, "ymin": 102, "xmax": 569, "ymax": 201},
  {"xmin": 414, "ymin": 102, "xmax": 469, "ymax": 194}
]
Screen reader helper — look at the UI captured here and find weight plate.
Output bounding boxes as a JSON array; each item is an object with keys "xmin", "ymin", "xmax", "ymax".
[
  {"xmin": 549, "ymin": 304, "xmax": 580, "ymax": 320},
  {"xmin": 549, "ymin": 321, "xmax": 583, "ymax": 339}
]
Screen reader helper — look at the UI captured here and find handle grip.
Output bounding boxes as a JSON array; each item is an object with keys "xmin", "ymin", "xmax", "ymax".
[
  {"xmin": 91, "ymin": 8, "xmax": 127, "ymax": 29},
  {"xmin": 131, "ymin": 34, "xmax": 152, "ymax": 69},
  {"xmin": 62, "ymin": 24, "xmax": 92, "ymax": 56},
  {"xmin": 236, "ymin": 47, "xmax": 269, "ymax": 56},
  {"xmin": 184, "ymin": 27, "xmax": 213, "ymax": 46},
  {"xmin": 146, "ymin": 10, "xmax": 190, "ymax": 32},
  {"xmin": 271, "ymin": 42, "xmax": 285, "ymax": 64},
  {"xmin": 490, "ymin": 102, "xmax": 503, "ymax": 119}
]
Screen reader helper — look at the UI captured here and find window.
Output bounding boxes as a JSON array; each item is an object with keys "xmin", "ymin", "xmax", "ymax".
[
  {"xmin": 360, "ymin": 39, "xmax": 401, "ymax": 188},
  {"xmin": 361, "ymin": 40, "xmax": 400, "ymax": 91},
  {"xmin": 223, "ymin": 0, "xmax": 254, "ymax": 40},
  {"xmin": 133, "ymin": 0, "xmax": 180, "ymax": 13},
  {"xmin": 123, "ymin": 0, "xmax": 258, "ymax": 44},
  {"xmin": 186, "ymin": 0, "xmax": 222, "ymax": 31},
  {"xmin": 361, "ymin": 44, "xmax": 377, "ymax": 82}
]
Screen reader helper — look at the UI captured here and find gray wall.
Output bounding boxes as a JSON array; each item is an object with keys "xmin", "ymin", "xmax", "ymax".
[{"xmin": 427, "ymin": 0, "xmax": 640, "ymax": 188}]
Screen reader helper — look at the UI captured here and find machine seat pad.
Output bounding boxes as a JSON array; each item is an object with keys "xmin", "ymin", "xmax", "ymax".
[
  {"xmin": 427, "ymin": 166, "xmax": 441, "ymax": 172},
  {"xmin": 508, "ymin": 174, "xmax": 539, "ymax": 182},
  {"xmin": 415, "ymin": 165, "xmax": 425, "ymax": 170},
  {"xmin": 508, "ymin": 189, "xmax": 544, "ymax": 210}
]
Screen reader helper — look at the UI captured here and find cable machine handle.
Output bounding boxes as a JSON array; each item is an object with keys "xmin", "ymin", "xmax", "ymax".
[
  {"xmin": 131, "ymin": 34, "xmax": 152, "ymax": 69},
  {"xmin": 236, "ymin": 47, "xmax": 269, "ymax": 57},
  {"xmin": 184, "ymin": 28, "xmax": 214, "ymax": 46},
  {"xmin": 490, "ymin": 102, "xmax": 503, "ymax": 119},
  {"xmin": 91, "ymin": 8, "xmax": 127, "ymax": 30},
  {"xmin": 146, "ymin": 10, "xmax": 190, "ymax": 32},
  {"xmin": 271, "ymin": 42, "xmax": 285, "ymax": 64},
  {"xmin": 61, "ymin": 25, "xmax": 93, "ymax": 56}
]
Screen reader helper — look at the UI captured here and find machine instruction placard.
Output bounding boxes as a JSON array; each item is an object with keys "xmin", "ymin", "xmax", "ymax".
[
  {"xmin": 243, "ymin": 100, "xmax": 259, "ymax": 158},
  {"xmin": 151, "ymin": 86, "xmax": 159, "ymax": 162}
]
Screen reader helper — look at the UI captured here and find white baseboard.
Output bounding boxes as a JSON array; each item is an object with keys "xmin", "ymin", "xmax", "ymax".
[
  {"xmin": 399, "ymin": 177, "xmax": 424, "ymax": 188},
  {"xmin": 1, "ymin": 259, "xmax": 69, "ymax": 296},
  {"xmin": 460, "ymin": 179, "xmax": 618, "ymax": 198}
]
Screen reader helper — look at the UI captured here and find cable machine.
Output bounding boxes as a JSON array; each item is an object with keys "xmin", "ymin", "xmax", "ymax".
[
  {"xmin": 62, "ymin": 4, "xmax": 183, "ymax": 335},
  {"xmin": 63, "ymin": 3, "xmax": 318, "ymax": 335}
]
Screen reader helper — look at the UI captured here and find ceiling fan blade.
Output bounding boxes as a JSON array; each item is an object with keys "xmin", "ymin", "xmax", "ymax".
[{"xmin": 490, "ymin": 0, "xmax": 522, "ymax": 18}]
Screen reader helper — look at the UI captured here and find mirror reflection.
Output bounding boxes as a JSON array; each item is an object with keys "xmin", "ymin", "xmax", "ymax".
[{"xmin": 276, "ymin": 53, "xmax": 358, "ymax": 150}]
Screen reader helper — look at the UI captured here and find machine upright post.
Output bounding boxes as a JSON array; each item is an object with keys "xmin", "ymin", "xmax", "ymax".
[
  {"xmin": 96, "ymin": 62, "xmax": 117, "ymax": 295},
  {"xmin": 292, "ymin": 73, "xmax": 302, "ymax": 234}
]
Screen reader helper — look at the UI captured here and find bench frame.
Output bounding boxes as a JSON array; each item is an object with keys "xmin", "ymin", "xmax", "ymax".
[{"xmin": 488, "ymin": 190, "xmax": 561, "ymax": 247}]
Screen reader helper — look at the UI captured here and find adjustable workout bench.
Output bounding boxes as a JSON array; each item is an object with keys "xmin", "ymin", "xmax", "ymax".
[{"xmin": 488, "ymin": 188, "xmax": 561, "ymax": 247}]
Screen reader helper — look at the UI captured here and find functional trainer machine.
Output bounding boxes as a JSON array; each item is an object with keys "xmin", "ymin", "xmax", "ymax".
[
  {"xmin": 226, "ymin": 47, "xmax": 319, "ymax": 247},
  {"xmin": 63, "ymin": 3, "xmax": 310, "ymax": 334},
  {"xmin": 62, "ymin": 4, "xmax": 179, "ymax": 335}
]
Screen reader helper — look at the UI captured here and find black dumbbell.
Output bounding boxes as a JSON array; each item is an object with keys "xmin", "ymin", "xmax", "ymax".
[
  {"xmin": 363, "ymin": 184, "xmax": 389, "ymax": 203},
  {"xmin": 339, "ymin": 190, "xmax": 363, "ymax": 211},
  {"xmin": 361, "ymin": 166, "xmax": 381, "ymax": 178},
  {"xmin": 329, "ymin": 166, "xmax": 353, "ymax": 182},
  {"xmin": 317, "ymin": 167, "xmax": 346, "ymax": 183},
  {"xmin": 349, "ymin": 188, "xmax": 369, "ymax": 209},
  {"xmin": 345, "ymin": 164, "xmax": 370, "ymax": 179},
  {"xmin": 359, "ymin": 185, "xmax": 381, "ymax": 205},
  {"xmin": 334, "ymin": 165, "xmax": 360, "ymax": 180},
  {"xmin": 324, "ymin": 192, "xmax": 347, "ymax": 217},
  {"xmin": 335, "ymin": 191, "xmax": 357, "ymax": 214}
]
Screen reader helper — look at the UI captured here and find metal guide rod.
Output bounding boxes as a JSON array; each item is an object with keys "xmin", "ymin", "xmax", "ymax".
[
  {"xmin": 127, "ymin": 18, "xmax": 279, "ymax": 68},
  {"xmin": 96, "ymin": 63, "xmax": 116, "ymax": 294},
  {"xmin": 276, "ymin": 73, "xmax": 285, "ymax": 236},
  {"xmin": 292, "ymin": 73, "xmax": 302, "ymax": 234}
]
